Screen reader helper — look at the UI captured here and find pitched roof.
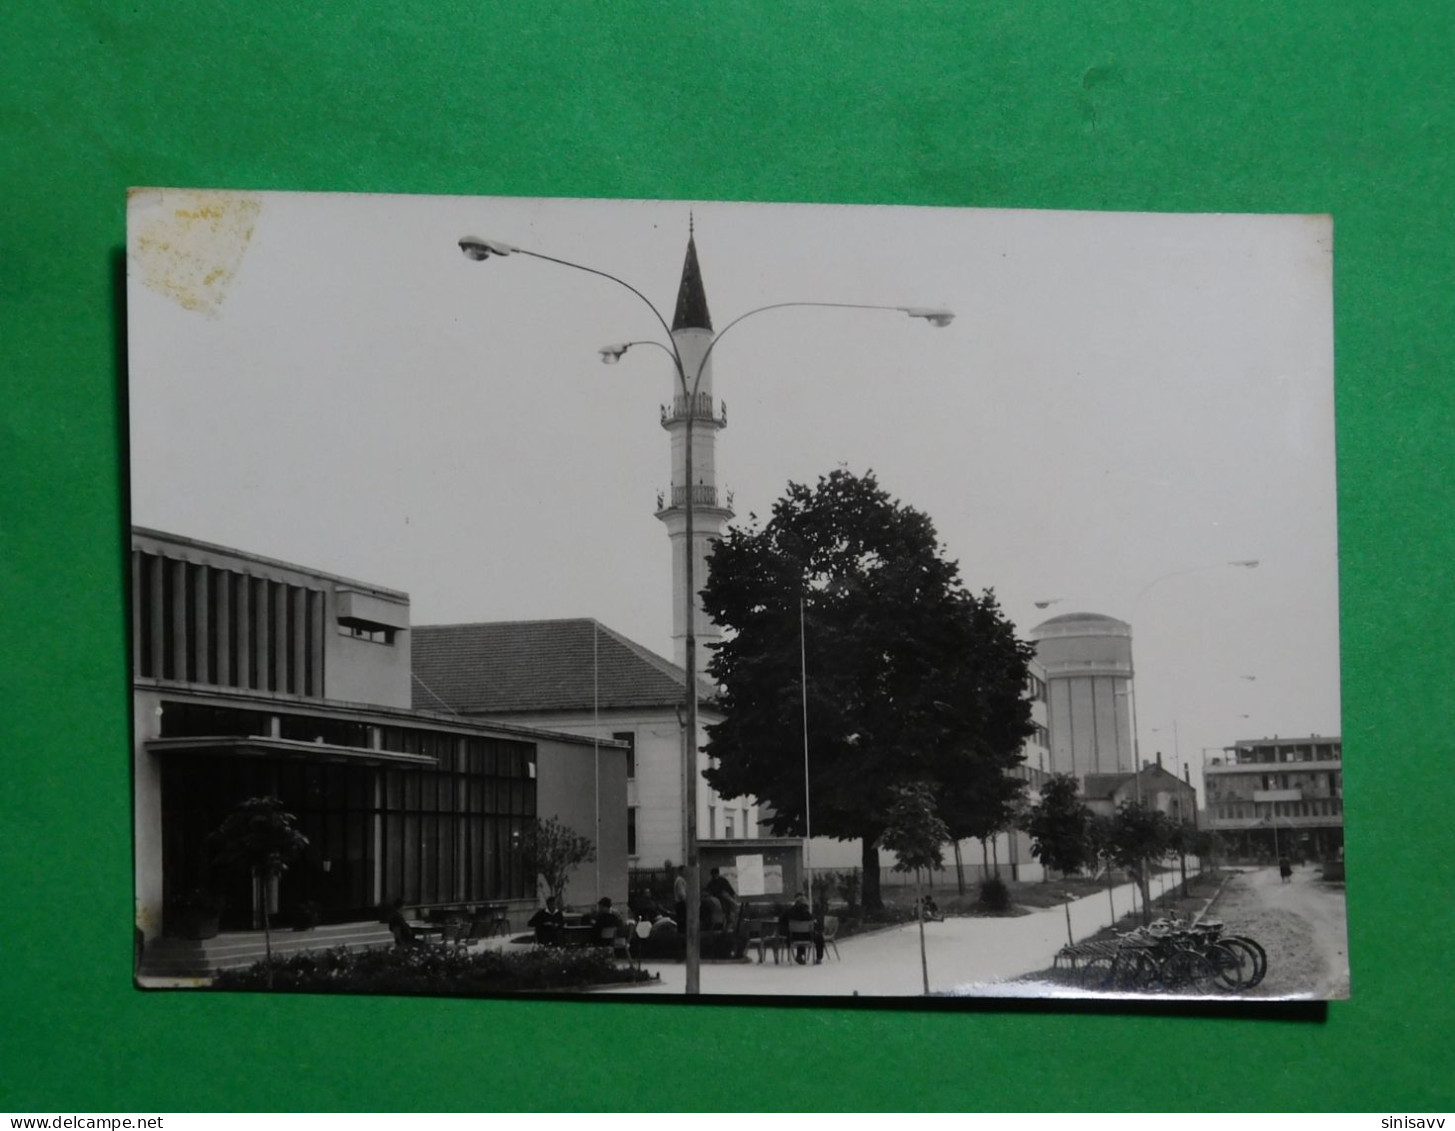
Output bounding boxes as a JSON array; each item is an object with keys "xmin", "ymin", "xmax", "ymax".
[
  {"xmin": 671, "ymin": 228, "xmax": 713, "ymax": 331},
  {"xmin": 1082, "ymin": 773, "xmax": 1135, "ymax": 800},
  {"xmin": 1084, "ymin": 765, "xmax": 1192, "ymax": 800},
  {"xmin": 410, "ymin": 618, "xmax": 716, "ymax": 715}
]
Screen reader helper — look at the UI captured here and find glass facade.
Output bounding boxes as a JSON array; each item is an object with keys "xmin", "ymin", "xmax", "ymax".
[{"xmin": 158, "ymin": 701, "xmax": 536, "ymax": 928}]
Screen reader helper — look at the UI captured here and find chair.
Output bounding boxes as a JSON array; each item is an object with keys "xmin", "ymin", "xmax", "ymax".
[
  {"xmin": 487, "ymin": 903, "xmax": 512, "ymax": 937},
  {"xmin": 439, "ymin": 918, "xmax": 466, "ymax": 948},
  {"xmin": 786, "ymin": 919, "xmax": 817, "ymax": 964},
  {"xmin": 820, "ymin": 915, "xmax": 841, "ymax": 961},
  {"xmin": 454, "ymin": 917, "xmax": 491, "ymax": 952},
  {"xmin": 745, "ymin": 918, "xmax": 782, "ymax": 965}
]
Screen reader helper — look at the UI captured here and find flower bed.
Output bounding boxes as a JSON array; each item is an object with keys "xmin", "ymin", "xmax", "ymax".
[{"xmin": 211, "ymin": 945, "xmax": 655, "ymax": 995}]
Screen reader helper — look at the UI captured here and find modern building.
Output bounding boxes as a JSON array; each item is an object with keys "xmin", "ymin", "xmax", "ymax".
[
  {"xmin": 654, "ymin": 221, "xmax": 734, "ymax": 673},
  {"xmin": 411, "ymin": 618, "xmax": 760, "ymax": 873},
  {"xmin": 1029, "ymin": 611, "xmax": 1135, "ymax": 778},
  {"xmin": 131, "ymin": 529, "xmax": 627, "ymax": 971},
  {"xmin": 1203, "ymin": 735, "xmax": 1344, "ymax": 860}
]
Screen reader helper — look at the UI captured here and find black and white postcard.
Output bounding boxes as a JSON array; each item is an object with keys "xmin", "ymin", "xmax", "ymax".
[{"xmin": 128, "ymin": 190, "xmax": 1345, "ymax": 1000}]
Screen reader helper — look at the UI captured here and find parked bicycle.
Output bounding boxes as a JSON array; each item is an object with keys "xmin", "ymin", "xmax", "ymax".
[{"xmin": 1056, "ymin": 916, "xmax": 1267, "ymax": 994}]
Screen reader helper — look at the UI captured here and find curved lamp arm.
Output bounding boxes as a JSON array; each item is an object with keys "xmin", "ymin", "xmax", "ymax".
[
  {"xmin": 459, "ymin": 236, "xmax": 687, "ymax": 390},
  {"xmin": 599, "ymin": 339, "xmax": 678, "ymax": 366},
  {"xmin": 1130, "ymin": 559, "xmax": 1260, "ymax": 618},
  {"xmin": 693, "ymin": 301, "xmax": 954, "ymax": 387}
]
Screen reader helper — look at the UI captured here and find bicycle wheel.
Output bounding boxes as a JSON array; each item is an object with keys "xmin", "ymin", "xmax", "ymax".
[
  {"xmin": 1080, "ymin": 952, "xmax": 1118, "ymax": 990},
  {"xmin": 1204, "ymin": 941, "xmax": 1252, "ymax": 992},
  {"xmin": 1159, "ymin": 949, "xmax": 1217, "ymax": 994},
  {"xmin": 1109, "ymin": 948, "xmax": 1158, "ymax": 992},
  {"xmin": 1222, "ymin": 936, "xmax": 1267, "ymax": 988}
]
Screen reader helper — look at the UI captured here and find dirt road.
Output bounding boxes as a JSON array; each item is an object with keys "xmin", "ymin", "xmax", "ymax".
[{"xmin": 1207, "ymin": 864, "xmax": 1349, "ymax": 998}]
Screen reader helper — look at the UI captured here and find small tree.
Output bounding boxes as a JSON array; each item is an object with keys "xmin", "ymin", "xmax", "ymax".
[
  {"xmin": 1023, "ymin": 774, "xmax": 1095, "ymax": 879},
  {"xmin": 1086, "ymin": 813, "xmax": 1118, "ymax": 921},
  {"xmin": 211, "ymin": 796, "xmax": 309, "ymax": 987},
  {"xmin": 878, "ymin": 782, "xmax": 950, "ymax": 994},
  {"xmin": 1104, "ymin": 801, "xmax": 1178, "ymax": 924},
  {"xmin": 519, "ymin": 816, "xmax": 596, "ymax": 907}
]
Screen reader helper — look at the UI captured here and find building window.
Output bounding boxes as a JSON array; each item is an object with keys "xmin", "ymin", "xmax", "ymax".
[
  {"xmin": 725, "ymin": 814, "xmax": 735, "ymax": 839},
  {"xmin": 708, "ymin": 806, "xmax": 716, "ymax": 839},
  {"xmin": 338, "ymin": 622, "xmax": 395, "ymax": 645},
  {"xmin": 613, "ymin": 731, "xmax": 636, "ymax": 779},
  {"xmin": 133, "ymin": 550, "xmax": 325, "ymax": 697},
  {"xmin": 627, "ymin": 807, "xmax": 637, "ymax": 856}
]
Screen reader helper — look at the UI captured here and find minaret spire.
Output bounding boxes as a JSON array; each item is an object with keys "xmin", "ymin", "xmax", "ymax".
[{"xmin": 672, "ymin": 218, "xmax": 713, "ymax": 332}]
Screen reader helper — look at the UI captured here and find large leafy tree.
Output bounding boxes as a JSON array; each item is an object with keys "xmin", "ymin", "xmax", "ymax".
[{"xmin": 701, "ymin": 469, "xmax": 1035, "ymax": 909}]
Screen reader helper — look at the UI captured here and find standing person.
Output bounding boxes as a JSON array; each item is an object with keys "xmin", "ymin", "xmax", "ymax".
[
  {"xmin": 1279, "ymin": 854, "xmax": 1293, "ymax": 884},
  {"xmin": 706, "ymin": 867, "xmax": 740, "ymax": 928},
  {"xmin": 673, "ymin": 864, "xmax": 688, "ymax": 927}
]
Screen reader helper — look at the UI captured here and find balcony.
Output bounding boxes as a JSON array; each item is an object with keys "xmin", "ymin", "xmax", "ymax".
[
  {"xmin": 656, "ymin": 484, "xmax": 734, "ymax": 513},
  {"xmin": 1206, "ymin": 758, "xmax": 1342, "ymax": 775},
  {"xmin": 660, "ymin": 393, "xmax": 727, "ymax": 428}
]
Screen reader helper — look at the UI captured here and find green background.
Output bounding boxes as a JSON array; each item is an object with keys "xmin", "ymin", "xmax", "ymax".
[{"xmin": 3, "ymin": 0, "xmax": 1451, "ymax": 1112}]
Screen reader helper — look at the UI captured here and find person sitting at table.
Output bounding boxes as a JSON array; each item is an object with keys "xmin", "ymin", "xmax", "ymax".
[
  {"xmin": 593, "ymin": 897, "xmax": 626, "ymax": 947},
  {"xmin": 527, "ymin": 895, "xmax": 566, "ymax": 944},
  {"xmin": 594, "ymin": 896, "xmax": 625, "ymax": 931},
  {"xmin": 385, "ymin": 899, "xmax": 423, "ymax": 949},
  {"xmin": 778, "ymin": 893, "xmax": 824, "ymax": 964}
]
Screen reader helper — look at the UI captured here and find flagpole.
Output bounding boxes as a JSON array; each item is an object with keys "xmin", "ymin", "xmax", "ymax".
[
  {"xmin": 593, "ymin": 620, "xmax": 600, "ymax": 902},
  {"xmin": 800, "ymin": 597, "xmax": 812, "ymax": 899}
]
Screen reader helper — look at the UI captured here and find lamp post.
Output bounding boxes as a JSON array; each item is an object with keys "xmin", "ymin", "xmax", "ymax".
[
  {"xmin": 1124, "ymin": 561, "xmax": 1260, "ymax": 803},
  {"xmin": 457, "ymin": 232, "xmax": 952, "ymax": 994}
]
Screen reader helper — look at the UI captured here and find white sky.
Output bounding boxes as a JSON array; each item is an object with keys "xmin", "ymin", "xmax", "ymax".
[{"xmin": 127, "ymin": 191, "xmax": 1340, "ymax": 793}]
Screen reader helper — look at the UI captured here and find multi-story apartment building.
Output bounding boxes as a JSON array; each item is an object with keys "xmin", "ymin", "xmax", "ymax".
[{"xmin": 1203, "ymin": 735, "xmax": 1343, "ymax": 860}]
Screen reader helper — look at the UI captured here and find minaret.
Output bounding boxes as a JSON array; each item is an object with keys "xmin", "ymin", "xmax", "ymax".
[{"xmin": 656, "ymin": 220, "xmax": 733, "ymax": 670}]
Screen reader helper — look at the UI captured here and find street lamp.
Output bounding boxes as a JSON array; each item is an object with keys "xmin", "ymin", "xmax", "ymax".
[
  {"xmin": 458, "ymin": 231, "xmax": 952, "ymax": 995},
  {"xmin": 1124, "ymin": 560, "xmax": 1260, "ymax": 802}
]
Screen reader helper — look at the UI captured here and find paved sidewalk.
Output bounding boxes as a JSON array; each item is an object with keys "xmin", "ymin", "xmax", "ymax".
[{"xmin": 605, "ymin": 878, "xmax": 1155, "ymax": 997}]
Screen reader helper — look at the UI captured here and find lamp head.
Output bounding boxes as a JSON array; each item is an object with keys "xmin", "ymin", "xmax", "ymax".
[
  {"xmin": 598, "ymin": 343, "xmax": 631, "ymax": 365},
  {"xmin": 458, "ymin": 236, "xmax": 516, "ymax": 261},
  {"xmin": 903, "ymin": 307, "xmax": 955, "ymax": 328}
]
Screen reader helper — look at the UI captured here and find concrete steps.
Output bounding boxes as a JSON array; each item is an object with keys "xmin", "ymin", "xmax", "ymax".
[{"xmin": 139, "ymin": 922, "xmax": 394, "ymax": 979}]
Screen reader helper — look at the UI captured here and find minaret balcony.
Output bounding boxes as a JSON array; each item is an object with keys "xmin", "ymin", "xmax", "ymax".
[
  {"xmin": 660, "ymin": 393, "xmax": 727, "ymax": 429},
  {"xmin": 654, "ymin": 484, "xmax": 736, "ymax": 516}
]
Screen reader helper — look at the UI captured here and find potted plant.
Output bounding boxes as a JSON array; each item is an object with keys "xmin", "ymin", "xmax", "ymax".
[{"xmin": 167, "ymin": 888, "xmax": 226, "ymax": 940}]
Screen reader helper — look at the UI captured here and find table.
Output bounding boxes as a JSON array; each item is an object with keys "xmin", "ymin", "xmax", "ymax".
[{"xmin": 407, "ymin": 921, "xmax": 446, "ymax": 945}]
